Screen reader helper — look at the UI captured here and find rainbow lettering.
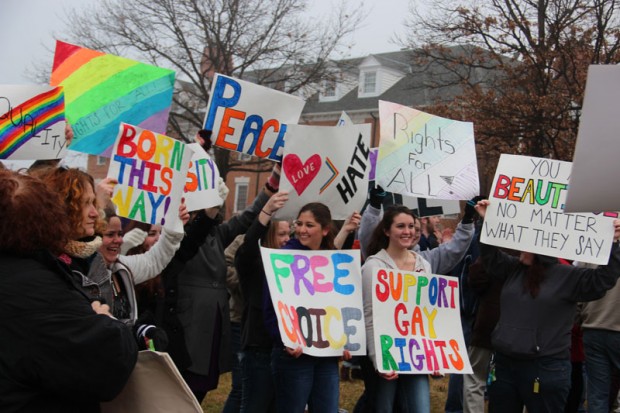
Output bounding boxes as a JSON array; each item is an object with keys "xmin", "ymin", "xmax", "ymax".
[{"xmin": 0, "ymin": 87, "xmax": 64, "ymax": 159}]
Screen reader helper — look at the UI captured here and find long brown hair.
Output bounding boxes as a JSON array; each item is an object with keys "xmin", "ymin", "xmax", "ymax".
[
  {"xmin": 297, "ymin": 202, "xmax": 335, "ymax": 250},
  {"xmin": 523, "ymin": 255, "xmax": 558, "ymax": 298},
  {"xmin": 262, "ymin": 220, "xmax": 289, "ymax": 249},
  {"xmin": 366, "ymin": 205, "xmax": 418, "ymax": 257}
]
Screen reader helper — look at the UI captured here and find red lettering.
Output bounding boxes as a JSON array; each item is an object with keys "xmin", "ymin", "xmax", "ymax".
[{"xmin": 117, "ymin": 124, "xmax": 137, "ymax": 157}]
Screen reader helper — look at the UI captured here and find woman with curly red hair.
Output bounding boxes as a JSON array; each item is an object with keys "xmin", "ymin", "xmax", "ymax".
[
  {"xmin": 38, "ymin": 167, "xmax": 189, "ymax": 328},
  {"xmin": 0, "ymin": 169, "xmax": 137, "ymax": 412}
]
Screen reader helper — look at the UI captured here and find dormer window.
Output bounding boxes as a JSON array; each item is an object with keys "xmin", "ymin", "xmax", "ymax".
[
  {"xmin": 362, "ymin": 71, "xmax": 377, "ymax": 94},
  {"xmin": 319, "ymin": 78, "xmax": 339, "ymax": 102}
]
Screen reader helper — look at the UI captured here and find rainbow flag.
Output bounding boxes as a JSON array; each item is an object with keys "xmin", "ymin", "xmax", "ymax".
[
  {"xmin": 0, "ymin": 85, "xmax": 65, "ymax": 160},
  {"xmin": 50, "ymin": 41, "xmax": 176, "ymax": 156}
]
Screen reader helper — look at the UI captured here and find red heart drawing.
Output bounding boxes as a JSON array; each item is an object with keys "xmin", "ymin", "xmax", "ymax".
[{"xmin": 283, "ymin": 154, "xmax": 322, "ymax": 195}]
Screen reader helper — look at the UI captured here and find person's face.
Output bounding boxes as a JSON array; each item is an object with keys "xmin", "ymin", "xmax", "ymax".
[
  {"xmin": 427, "ymin": 215, "xmax": 441, "ymax": 231},
  {"xmin": 78, "ymin": 184, "xmax": 98, "ymax": 238},
  {"xmin": 295, "ymin": 211, "xmax": 329, "ymax": 250},
  {"xmin": 100, "ymin": 217, "xmax": 123, "ymax": 265},
  {"xmin": 276, "ymin": 221, "xmax": 290, "ymax": 248},
  {"xmin": 520, "ymin": 252, "xmax": 535, "ymax": 266},
  {"xmin": 412, "ymin": 218, "xmax": 421, "ymax": 246},
  {"xmin": 143, "ymin": 225, "xmax": 161, "ymax": 251},
  {"xmin": 386, "ymin": 213, "xmax": 416, "ymax": 250}
]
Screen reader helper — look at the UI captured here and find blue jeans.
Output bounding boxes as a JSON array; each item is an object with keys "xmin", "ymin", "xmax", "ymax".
[
  {"xmin": 583, "ymin": 328, "xmax": 620, "ymax": 413},
  {"xmin": 489, "ymin": 353, "xmax": 571, "ymax": 413},
  {"xmin": 240, "ymin": 349, "xmax": 276, "ymax": 413},
  {"xmin": 223, "ymin": 322, "xmax": 242, "ymax": 413},
  {"xmin": 271, "ymin": 346, "xmax": 339, "ymax": 413},
  {"xmin": 374, "ymin": 374, "xmax": 430, "ymax": 413}
]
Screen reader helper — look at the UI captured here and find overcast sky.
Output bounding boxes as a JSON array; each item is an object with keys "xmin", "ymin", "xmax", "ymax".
[{"xmin": 0, "ymin": 0, "xmax": 412, "ymax": 84}]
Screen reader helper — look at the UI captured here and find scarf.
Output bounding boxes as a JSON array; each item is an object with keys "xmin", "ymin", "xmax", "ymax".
[{"xmin": 64, "ymin": 236, "xmax": 102, "ymax": 259}]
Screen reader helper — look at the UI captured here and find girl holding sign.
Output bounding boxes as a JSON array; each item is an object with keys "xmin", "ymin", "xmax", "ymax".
[
  {"xmin": 235, "ymin": 191, "xmax": 290, "ymax": 413},
  {"xmin": 265, "ymin": 202, "xmax": 361, "ymax": 413},
  {"xmin": 361, "ymin": 204, "xmax": 477, "ymax": 413},
  {"xmin": 474, "ymin": 200, "xmax": 620, "ymax": 413}
]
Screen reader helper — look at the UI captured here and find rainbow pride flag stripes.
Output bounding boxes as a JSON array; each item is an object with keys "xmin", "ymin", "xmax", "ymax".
[
  {"xmin": 0, "ymin": 86, "xmax": 65, "ymax": 159},
  {"xmin": 50, "ymin": 41, "xmax": 175, "ymax": 156}
]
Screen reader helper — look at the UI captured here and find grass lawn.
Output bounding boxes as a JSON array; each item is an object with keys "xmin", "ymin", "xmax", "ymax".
[{"xmin": 201, "ymin": 367, "xmax": 449, "ymax": 412}]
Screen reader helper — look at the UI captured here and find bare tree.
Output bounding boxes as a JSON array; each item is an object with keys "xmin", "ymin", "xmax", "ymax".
[
  {"xmin": 400, "ymin": 0, "xmax": 620, "ymax": 185},
  {"xmin": 63, "ymin": 0, "xmax": 364, "ymax": 178}
]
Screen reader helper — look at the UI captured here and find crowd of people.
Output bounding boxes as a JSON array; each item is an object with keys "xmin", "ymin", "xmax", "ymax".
[{"xmin": 2, "ymin": 130, "xmax": 620, "ymax": 413}]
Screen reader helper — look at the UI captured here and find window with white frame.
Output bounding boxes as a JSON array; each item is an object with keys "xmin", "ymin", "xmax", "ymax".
[
  {"xmin": 362, "ymin": 71, "xmax": 377, "ymax": 94},
  {"xmin": 321, "ymin": 79, "xmax": 337, "ymax": 98},
  {"xmin": 234, "ymin": 177, "xmax": 250, "ymax": 212},
  {"xmin": 96, "ymin": 156, "xmax": 107, "ymax": 166}
]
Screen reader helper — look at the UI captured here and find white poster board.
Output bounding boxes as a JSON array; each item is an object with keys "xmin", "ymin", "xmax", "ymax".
[
  {"xmin": 183, "ymin": 143, "xmax": 222, "ymax": 211},
  {"xmin": 260, "ymin": 246, "xmax": 366, "ymax": 357},
  {"xmin": 107, "ymin": 123, "xmax": 193, "ymax": 233},
  {"xmin": 276, "ymin": 123, "xmax": 372, "ymax": 220},
  {"xmin": 371, "ymin": 268, "xmax": 472, "ymax": 374},
  {"xmin": 376, "ymin": 100, "xmax": 479, "ymax": 200},
  {"xmin": 481, "ymin": 154, "xmax": 616, "ymax": 265},
  {"xmin": 203, "ymin": 73, "xmax": 305, "ymax": 162},
  {"xmin": 564, "ymin": 65, "xmax": 620, "ymax": 212},
  {"xmin": 0, "ymin": 85, "xmax": 67, "ymax": 160}
]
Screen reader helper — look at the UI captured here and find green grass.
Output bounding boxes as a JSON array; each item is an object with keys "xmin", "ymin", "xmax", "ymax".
[{"xmin": 201, "ymin": 367, "xmax": 449, "ymax": 412}]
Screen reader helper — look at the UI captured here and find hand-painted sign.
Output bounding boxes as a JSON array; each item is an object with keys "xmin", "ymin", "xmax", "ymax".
[
  {"xmin": 275, "ymin": 123, "xmax": 372, "ymax": 220},
  {"xmin": 261, "ymin": 246, "xmax": 366, "ymax": 357},
  {"xmin": 51, "ymin": 41, "xmax": 175, "ymax": 157},
  {"xmin": 203, "ymin": 74, "xmax": 305, "ymax": 162},
  {"xmin": 184, "ymin": 143, "xmax": 222, "ymax": 211},
  {"xmin": 376, "ymin": 101, "xmax": 479, "ymax": 200},
  {"xmin": 107, "ymin": 123, "xmax": 193, "ymax": 233},
  {"xmin": 0, "ymin": 85, "xmax": 66, "ymax": 160},
  {"xmin": 371, "ymin": 268, "xmax": 472, "ymax": 374},
  {"xmin": 565, "ymin": 65, "xmax": 620, "ymax": 212},
  {"xmin": 482, "ymin": 154, "xmax": 616, "ymax": 265}
]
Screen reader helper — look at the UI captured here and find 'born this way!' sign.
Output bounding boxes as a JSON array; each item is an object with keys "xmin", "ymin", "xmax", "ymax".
[{"xmin": 481, "ymin": 154, "xmax": 617, "ymax": 265}]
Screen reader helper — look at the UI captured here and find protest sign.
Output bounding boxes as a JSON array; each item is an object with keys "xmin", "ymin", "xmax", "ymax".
[
  {"xmin": 184, "ymin": 143, "xmax": 221, "ymax": 211},
  {"xmin": 260, "ymin": 246, "xmax": 366, "ymax": 357},
  {"xmin": 101, "ymin": 351, "xmax": 202, "ymax": 413},
  {"xmin": 0, "ymin": 85, "xmax": 66, "ymax": 160},
  {"xmin": 376, "ymin": 101, "xmax": 479, "ymax": 200},
  {"xmin": 564, "ymin": 65, "xmax": 620, "ymax": 212},
  {"xmin": 337, "ymin": 111, "xmax": 353, "ymax": 126},
  {"xmin": 401, "ymin": 196, "xmax": 461, "ymax": 217},
  {"xmin": 51, "ymin": 40, "xmax": 175, "ymax": 157},
  {"xmin": 368, "ymin": 145, "xmax": 460, "ymax": 215},
  {"xmin": 275, "ymin": 123, "xmax": 372, "ymax": 220},
  {"xmin": 203, "ymin": 74, "xmax": 305, "ymax": 162},
  {"xmin": 107, "ymin": 123, "xmax": 193, "ymax": 233},
  {"xmin": 481, "ymin": 154, "xmax": 617, "ymax": 265},
  {"xmin": 371, "ymin": 268, "xmax": 472, "ymax": 374}
]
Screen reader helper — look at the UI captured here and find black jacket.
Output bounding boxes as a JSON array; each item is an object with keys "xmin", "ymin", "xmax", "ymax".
[{"xmin": 0, "ymin": 250, "xmax": 138, "ymax": 413}]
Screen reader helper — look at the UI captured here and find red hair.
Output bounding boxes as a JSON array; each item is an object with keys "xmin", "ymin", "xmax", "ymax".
[{"xmin": 0, "ymin": 169, "xmax": 71, "ymax": 255}]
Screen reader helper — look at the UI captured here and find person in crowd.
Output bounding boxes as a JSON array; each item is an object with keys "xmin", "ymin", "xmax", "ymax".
[
  {"xmin": 0, "ymin": 169, "xmax": 138, "ymax": 412},
  {"xmin": 462, "ymin": 251, "xmax": 508, "ymax": 413},
  {"xmin": 578, "ymin": 260, "xmax": 620, "ymax": 413},
  {"xmin": 223, "ymin": 234, "xmax": 246, "ymax": 413},
  {"xmin": 419, "ymin": 215, "xmax": 442, "ymax": 251},
  {"xmin": 37, "ymin": 167, "xmax": 188, "ymax": 328},
  {"xmin": 163, "ymin": 162, "xmax": 280, "ymax": 403},
  {"xmin": 235, "ymin": 192, "xmax": 290, "ymax": 413},
  {"xmin": 360, "ymin": 203, "xmax": 478, "ymax": 413},
  {"xmin": 474, "ymin": 199, "xmax": 620, "ymax": 413},
  {"xmin": 265, "ymin": 202, "xmax": 361, "ymax": 413}
]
